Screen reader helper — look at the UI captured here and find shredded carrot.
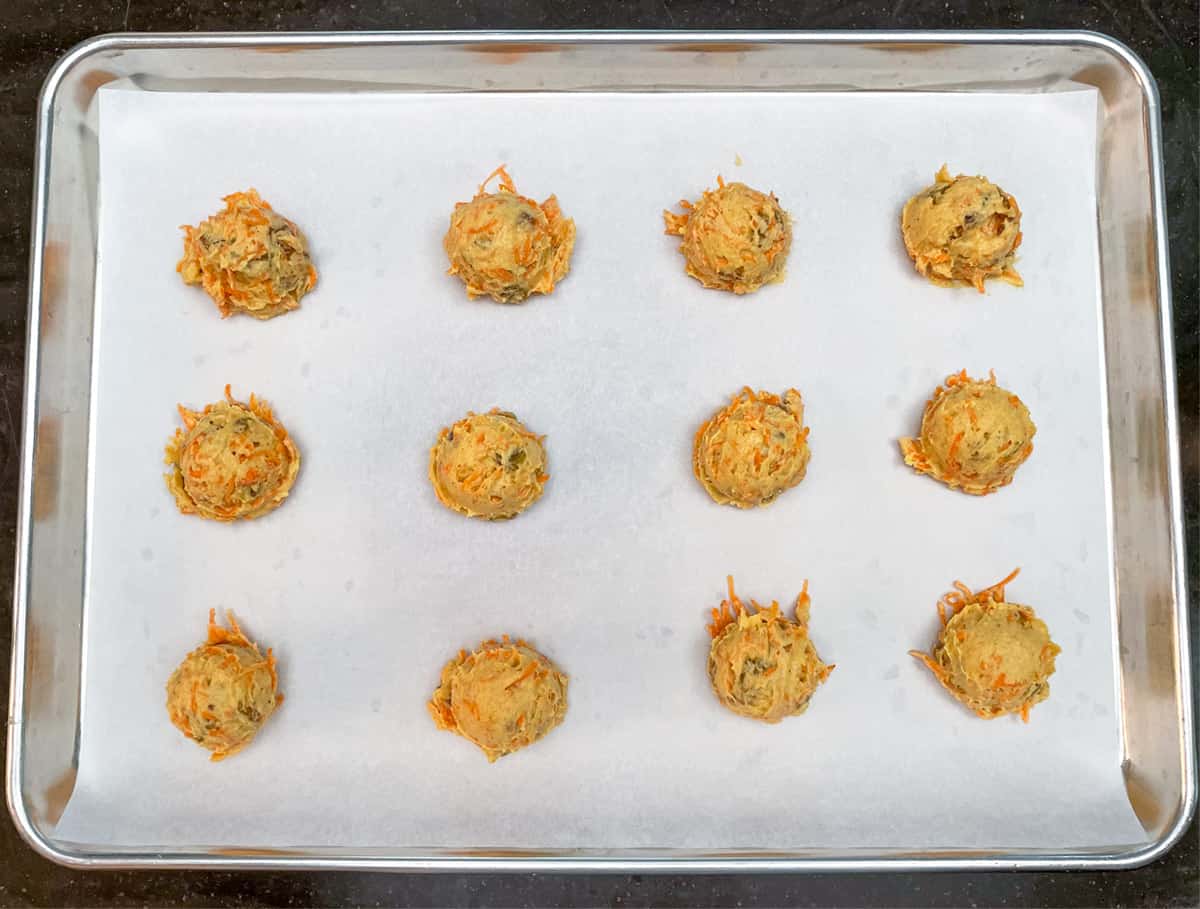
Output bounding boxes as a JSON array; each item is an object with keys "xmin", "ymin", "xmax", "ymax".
[
  {"xmin": 908, "ymin": 649, "xmax": 947, "ymax": 681},
  {"xmin": 505, "ymin": 663, "xmax": 538, "ymax": 690},
  {"xmin": 946, "ymin": 369, "xmax": 970, "ymax": 388},
  {"xmin": 938, "ymin": 567, "xmax": 1020, "ymax": 620},
  {"xmin": 477, "ymin": 164, "xmax": 517, "ymax": 196},
  {"xmin": 707, "ymin": 575, "xmax": 810, "ymax": 639},
  {"xmin": 946, "ymin": 431, "xmax": 965, "ymax": 471}
]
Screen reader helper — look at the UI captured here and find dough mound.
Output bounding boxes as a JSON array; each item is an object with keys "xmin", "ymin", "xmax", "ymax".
[
  {"xmin": 429, "ymin": 408, "xmax": 548, "ymax": 520},
  {"xmin": 664, "ymin": 178, "xmax": 791, "ymax": 294},
  {"xmin": 910, "ymin": 570, "xmax": 1060, "ymax": 721},
  {"xmin": 178, "ymin": 188, "xmax": 317, "ymax": 319},
  {"xmin": 443, "ymin": 166, "xmax": 576, "ymax": 303},
  {"xmin": 694, "ymin": 387, "xmax": 811, "ymax": 508},
  {"xmin": 899, "ymin": 369, "xmax": 1035, "ymax": 496},
  {"xmin": 428, "ymin": 636, "xmax": 568, "ymax": 762},
  {"xmin": 901, "ymin": 166, "xmax": 1022, "ymax": 292},
  {"xmin": 164, "ymin": 385, "xmax": 300, "ymax": 522},
  {"xmin": 165, "ymin": 610, "xmax": 282, "ymax": 760},
  {"xmin": 706, "ymin": 576, "xmax": 833, "ymax": 723}
]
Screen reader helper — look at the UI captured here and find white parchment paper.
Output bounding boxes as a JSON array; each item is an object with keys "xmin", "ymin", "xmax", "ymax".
[{"xmin": 56, "ymin": 85, "xmax": 1145, "ymax": 851}]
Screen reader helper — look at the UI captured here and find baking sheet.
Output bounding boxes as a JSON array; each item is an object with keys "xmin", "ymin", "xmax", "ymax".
[{"xmin": 54, "ymin": 85, "xmax": 1144, "ymax": 851}]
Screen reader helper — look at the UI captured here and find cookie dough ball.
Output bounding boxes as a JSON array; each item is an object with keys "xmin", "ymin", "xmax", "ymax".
[
  {"xmin": 164, "ymin": 385, "xmax": 300, "ymax": 522},
  {"xmin": 899, "ymin": 370, "xmax": 1035, "ymax": 496},
  {"xmin": 428, "ymin": 636, "xmax": 568, "ymax": 762},
  {"xmin": 428, "ymin": 408, "xmax": 548, "ymax": 520},
  {"xmin": 706, "ymin": 576, "xmax": 834, "ymax": 723},
  {"xmin": 910, "ymin": 569, "xmax": 1060, "ymax": 720},
  {"xmin": 166, "ymin": 610, "xmax": 282, "ymax": 760},
  {"xmin": 694, "ymin": 387, "xmax": 811, "ymax": 508},
  {"xmin": 178, "ymin": 189, "xmax": 317, "ymax": 319},
  {"xmin": 663, "ymin": 178, "xmax": 791, "ymax": 294},
  {"xmin": 443, "ymin": 166, "xmax": 576, "ymax": 303},
  {"xmin": 901, "ymin": 166, "xmax": 1023, "ymax": 292}
]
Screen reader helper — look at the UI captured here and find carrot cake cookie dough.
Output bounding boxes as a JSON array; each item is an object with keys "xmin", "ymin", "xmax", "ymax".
[
  {"xmin": 164, "ymin": 385, "xmax": 300, "ymax": 522},
  {"xmin": 178, "ymin": 189, "xmax": 317, "ymax": 319},
  {"xmin": 166, "ymin": 610, "xmax": 282, "ymax": 761},
  {"xmin": 900, "ymin": 166, "xmax": 1023, "ymax": 292},
  {"xmin": 428, "ymin": 408, "xmax": 548, "ymax": 520},
  {"xmin": 910, "ymin": 569, "xmax": 1060, "ymax": 721},
  {"xmin": 443, "ymin": 165, "xmax": 576, "ymax": 303},
  {"xmin": 706, "ymin": 576, "xmax": 834, "ymax": 723},
  {"xmin": 663, "ymin": 177, "xmax": 791, "ymax": 294},
  {"xmin": 429, "ymin": 636, "xmax": 568, "ymax": 762},
  {"xmin": 899, "ymin": 369, "xmax": 1035, "ymax": 496},
  {"xmin": 694, "ymin": 387, "xmax": 811, "ymax": 508}
]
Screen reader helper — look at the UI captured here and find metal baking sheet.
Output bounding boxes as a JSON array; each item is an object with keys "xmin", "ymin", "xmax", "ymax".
[{"xmin": 8, "ymin": 32, "xmax": 1193, "ymax": 872}]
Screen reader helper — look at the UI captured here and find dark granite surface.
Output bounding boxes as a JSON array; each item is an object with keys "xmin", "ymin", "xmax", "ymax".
[{"xmin": 0, "ymin": 1, "xmax": 1195, "ymax": 906}]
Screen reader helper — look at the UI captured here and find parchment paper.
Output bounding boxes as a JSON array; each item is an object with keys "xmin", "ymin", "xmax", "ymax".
[{"xmin": 56, "ymin": 85, "xmax": 1145, "ymax": 851}]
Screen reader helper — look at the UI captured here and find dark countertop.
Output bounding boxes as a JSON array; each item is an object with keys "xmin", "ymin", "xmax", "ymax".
[{"xmin": 1, "ymin": 2, "xmax": 1195, "ymax": 906}]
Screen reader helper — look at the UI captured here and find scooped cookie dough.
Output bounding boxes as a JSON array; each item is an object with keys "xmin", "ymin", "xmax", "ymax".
[
  {"xmin": 428, "ymin": 408, "xmax": 548, "ymax": 520},
  {"xmin": 694, "ymin": 387, "xmax": 811, "ymax": 508},
  {"xmin": 899, "ymin": 369, "xmax": 1035, "ymax": 496},
  {"xmin": 706, "ymin": 576, "xmax": 834, "ymax": 723},
  {"xmin": 428, "ymin": 635, "xmax": 568, "ymax": 762},
  {"xmin": 178, "ymin": 188, "xmax": 317, "ymax": 319},
  {"xmin": 164, "ymin": 385, "xmax": 300, "ymax": 522},
  {"xmin": 909, "ymin": 569, "xmax": 1060, "ymax": 721},
  {"xmin": 900, "ymin": 166, "xmax": 1023, "ymax": 292},
  {"xmin": 663, "ymin": 177, "xmax": 791, "ymax": 294},
  {"xmin": 166, "ymin": 610, "xmax": 282, "ymax": 761},
  {"xmin": 443, "ymin": 165, "xmax": 576, "ymax": 303}
]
